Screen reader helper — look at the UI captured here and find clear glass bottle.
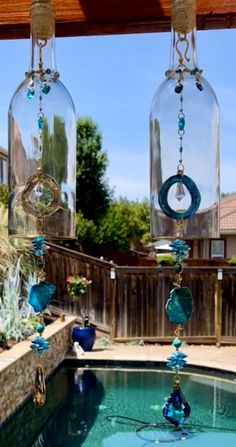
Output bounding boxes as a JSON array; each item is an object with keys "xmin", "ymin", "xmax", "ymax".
[
  {"xmin": 150, "ymin": 0, "xmax": 220, "ymax": 239},
  {"xmin": 8, "ymin": 0, "xmax": 76, "ymax": 239}
]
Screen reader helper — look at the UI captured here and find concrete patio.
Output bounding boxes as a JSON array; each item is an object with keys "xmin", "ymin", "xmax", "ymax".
[{"xmin": 67, "ymin": 341, "xmax": 236, "ymax": 374}]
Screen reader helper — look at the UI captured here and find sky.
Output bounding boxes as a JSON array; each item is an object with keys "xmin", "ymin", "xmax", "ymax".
[{"xmin": 0, "ymin": 29, "xmax": 236, "ymax": 200}]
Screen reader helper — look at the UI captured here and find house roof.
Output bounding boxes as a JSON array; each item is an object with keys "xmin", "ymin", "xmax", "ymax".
[
  {"xmin": 0, "ymin": 1, "xmax": 236, "ymax": 40},
  {"xmin": 220, "ymin": 194, "xmax": 236, "ymax": 233}
]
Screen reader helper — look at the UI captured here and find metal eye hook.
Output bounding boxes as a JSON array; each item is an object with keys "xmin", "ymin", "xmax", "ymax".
[{"xmin": 176, "ymin": 33, "xmax": 190, "ymax": 66}]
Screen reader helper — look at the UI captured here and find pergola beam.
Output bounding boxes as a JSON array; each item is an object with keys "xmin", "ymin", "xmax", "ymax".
[{"xmin": 0, "ymin": 1, "xmax": 235, "ymax": 39}]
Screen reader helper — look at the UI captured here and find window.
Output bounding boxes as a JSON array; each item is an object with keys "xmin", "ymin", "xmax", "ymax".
[{"xmin": 210, "ymin": 239, "xmax": 225, "ymax": 258}]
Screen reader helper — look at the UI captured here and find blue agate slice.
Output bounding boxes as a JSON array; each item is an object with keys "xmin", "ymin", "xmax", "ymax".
[
  {"xmin": 165, "ymin": 287, "xmax": 193, "ymax": 324},
  {"xmin": 29, "ymin": 281, "xmax": 56, "ymax": 313},
  {"xmin": 163, "ymin": 388, "xmax": 191, "ymax": 427}
]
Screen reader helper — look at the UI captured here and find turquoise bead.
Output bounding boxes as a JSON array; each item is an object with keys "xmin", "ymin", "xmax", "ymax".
[
  {"xmin": 172, "ymin": 337, "xmax": 182, "ymax": 348},
  {"xmin": 175, "ymin": 263, "xmax": 183, "ymax": 273},
  {"xmin": 41, "ymin": 84, "xmax": 51, "ymax": 94},
  {"xmin": 46, "ymin": 68, "xmax": 51, "ymax": 74},
  {"xmin": 167, "ymin": 351, "xmax": 187, "ymax": 370},
  {"xmin": 165, "ymin": 287, "xmax": 193, "ymax": 324},
  {"xmin": 38, "ymin": 116, "xmax": 44, "ymax": 129},
  {"xmin": 27, "ymin": 89, "xmax": 35, "ymax": 99},
  {"xmin": 178, "ymin": 117, "xmax": 185, "ymax": 131},
  {"xmin": 30, "ymin": 336, "xmax": 49, "ymax": 353},
  {"xmin": 36, "ymin": 258, "xmax": 45, "ymax": 269},
  {"xmin": 35, "ymin": 324, "xmax": 45, "ymax": 334}
]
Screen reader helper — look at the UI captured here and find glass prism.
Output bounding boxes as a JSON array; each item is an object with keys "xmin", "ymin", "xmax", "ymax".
[
  {"xmin": 175, "ymin": 182, "xmax": 186, "ymax": 201},
  {"xmin": 163, "ymin": 388, "xmax": 190, "ymax": 427},
  {"xmin": 33, "ymin": 365, "xmax": 46, "ymax": 407}
]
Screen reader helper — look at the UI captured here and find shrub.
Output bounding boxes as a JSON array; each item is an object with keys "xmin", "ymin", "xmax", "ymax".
[{"xmin": 156, "ymin": 254, "xmax": 176, "ymax": 266}]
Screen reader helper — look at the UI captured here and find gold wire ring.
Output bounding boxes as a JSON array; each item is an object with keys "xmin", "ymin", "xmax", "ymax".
[{"xmin": 22, "ymin": 173, "xmax": 61, "ymax": 217}]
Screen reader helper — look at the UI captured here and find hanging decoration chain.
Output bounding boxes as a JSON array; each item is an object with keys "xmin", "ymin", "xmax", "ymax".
[{"xmin": 165, "ymin": 32, "xmax": 203, "ymax": 92}]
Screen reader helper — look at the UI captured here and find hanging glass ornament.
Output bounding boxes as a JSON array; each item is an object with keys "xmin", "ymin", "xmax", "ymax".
[
  {"xmin": 29, "ymin": 235, "xmax": 55, "ymax": 407},
  {"xmin": 150, "ymin": 0, "xmax": 220, "ymax": 240},
  {"xmin": 8, "ymin": 0, "xmax": 75, "ymax": 407},
  {"xmin": 8, "ymin": 0, "xmax": 76, "ymax": 240},
  {"xmin": 150, "ymin": 0, "xmax": 220, "ymax": 428}
]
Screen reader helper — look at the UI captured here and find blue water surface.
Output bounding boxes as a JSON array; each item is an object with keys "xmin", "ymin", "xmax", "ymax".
[{"xmin": 1, "ymin": 366, "xmax": 236, "ymax": 447}]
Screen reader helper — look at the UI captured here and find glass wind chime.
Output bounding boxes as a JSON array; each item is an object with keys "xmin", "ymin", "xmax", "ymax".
[
  {"xmin": 8, "ymin": 0, "xmax": 76, "ymax": 407},
  {"xmin": 150, "ymin": 0, "xmax": 220, "ymax": 427}
]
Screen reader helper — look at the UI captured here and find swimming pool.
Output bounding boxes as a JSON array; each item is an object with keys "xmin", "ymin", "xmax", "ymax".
[{"xmin": 1, "ymin": 365, "xmax": 236, "ymax": 446}]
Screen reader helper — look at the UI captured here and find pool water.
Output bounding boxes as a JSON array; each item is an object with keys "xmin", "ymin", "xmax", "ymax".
[{"xmin": 1, "ymin": 366, "xmax": 236, "ymax": 446}]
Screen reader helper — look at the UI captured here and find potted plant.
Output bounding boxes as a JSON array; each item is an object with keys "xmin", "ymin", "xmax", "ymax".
[{"xmin": 66, "ymin": 275, "xmax": 96, "ymax": 351}]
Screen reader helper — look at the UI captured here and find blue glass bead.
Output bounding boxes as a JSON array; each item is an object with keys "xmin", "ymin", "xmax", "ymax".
[
  {"xmin": 163, "ymin": 388, "xmax": 190, "ymax": 427},
  {"xmin": 31, "ymin": 236, "xmax": 48, "ymax": 257},
  {"xmin": 175, "ymin": 263, "xmax": 183, "ymax": 273},
  {"xmin": 172, "ymin": 337, "xmax": 182, "ymax": 348},
  {"xmin": 167, "ymin": 351, "xmax": 187, "ymax": 371},
  {"xmin": 33, "ymin": 236, "xmax": 45, "ymax": 244},
  {"xmin": 36, "ymin": 258, "xmax": 46, "ymax": 269},
  {"xmin": 170, "ymin": 240, "xmax": 190, "ymax": 261},
  {"xmin": 41, "ymin": 84, "xmax": 51, "ymax": 94},
  {"xmin": 46, "ymin": 68, "xmax": 51, "ymax": 74},
  {"xmin": 38, "ymin": 116, "xmax": 44, "ymax": 129},
  {"xmin": 30, "ymin": 336, "xmax": 49, "ymax": 353},
  {"xmin": 178, "ymin": 117, "xmax": 185, "ymax": 131},
  {"xmin": 196, "ymin": 82, "xmax": 203, "ymax": 91},
  {"xmin": 175, "ymin": 84, "xmax": 183, "ymax": 94},
  {"xmin": 190, "ymin": 68, "xmax": 197, "ymax": 75},
  {"xmin": 166, "ymin": 287, "xmax": 193, "ymax": 324},
  {"xmin": 158, "ymin": 174, "xmax": 201, "ymax": 220},
  {"xmin": 32, "ymin": 248, "xmax": 44, "ymax": 257},
  {"xmin": 27, "ymin": 89, "xmax": 35, "ymax": 99},
  {"xmin": 29, "ymin": 281, "xmax": 56, "ymax": 313},
  {"xmin": 35, "ymin": 324, "xmax": 45, "ymax": 334}
]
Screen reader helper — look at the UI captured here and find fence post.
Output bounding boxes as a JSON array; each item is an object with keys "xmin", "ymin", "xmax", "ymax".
[
  {"xmin": 109, "ymin": 265, "xmax": 117, "ymax": 339},
  {"xmin": 215, "ymin": 269, "xmax": 223, "ymax": 347}
]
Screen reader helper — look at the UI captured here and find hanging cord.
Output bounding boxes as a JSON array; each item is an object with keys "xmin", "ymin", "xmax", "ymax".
[
  {"xmin": 106, "ymin": 415, "xmax": 236, "ymax": 445},
  {"xmin": 31, "ymin": 0, "xmax": 55, "ymax": 41},
  {"xmin": 171, "ymin": 0, "xmax": 196, "ymax": 34}
]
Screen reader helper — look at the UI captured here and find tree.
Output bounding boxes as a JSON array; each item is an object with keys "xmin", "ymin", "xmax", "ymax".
[
  {"xmin": 75, "ymin": 211, "xmax": 97, "ymax": 245},
  {"xmin": 76, "ymin": 117, "xmax": 112, "ymax": 222},
  {"xmin": 96, "ymin": 198, "xmax": 151, "ymax": 252},
  {"xmin": 42, "ymin": 116, "xmax": 68, "ymax": 184}
]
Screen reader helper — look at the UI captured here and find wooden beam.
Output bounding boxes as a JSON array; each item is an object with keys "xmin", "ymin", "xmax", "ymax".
[{"xmin": 0, "ymin": 1, "xmax": 236, "ymax": 40}]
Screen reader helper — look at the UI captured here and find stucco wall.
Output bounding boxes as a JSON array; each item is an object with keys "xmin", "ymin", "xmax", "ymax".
[
  {"xmin": 0, "ymin": 316, "xmax": 76, "ymax": 426},
  {"xmin": 225, "ymin": 236, "xmax": 236, "ymax": 258}
]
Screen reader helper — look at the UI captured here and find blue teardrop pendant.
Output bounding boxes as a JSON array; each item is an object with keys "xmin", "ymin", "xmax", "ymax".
[{"xmin": 163, "ymin": 387, "xmax": 191, "ymax": 427}]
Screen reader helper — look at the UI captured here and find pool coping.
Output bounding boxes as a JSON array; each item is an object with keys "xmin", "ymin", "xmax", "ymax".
[
  {"xmin": 63, "ymin": 357, "xmax": 236, "ymax": 381},
  {"xmin": 64, "ymin": 342, "xmax": 236, "ymax": 376}
]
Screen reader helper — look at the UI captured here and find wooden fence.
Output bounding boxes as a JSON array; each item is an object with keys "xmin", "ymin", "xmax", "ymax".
[{"xmin": 46, "ymin": 244, "xmax": 236, "ymax": 345}]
